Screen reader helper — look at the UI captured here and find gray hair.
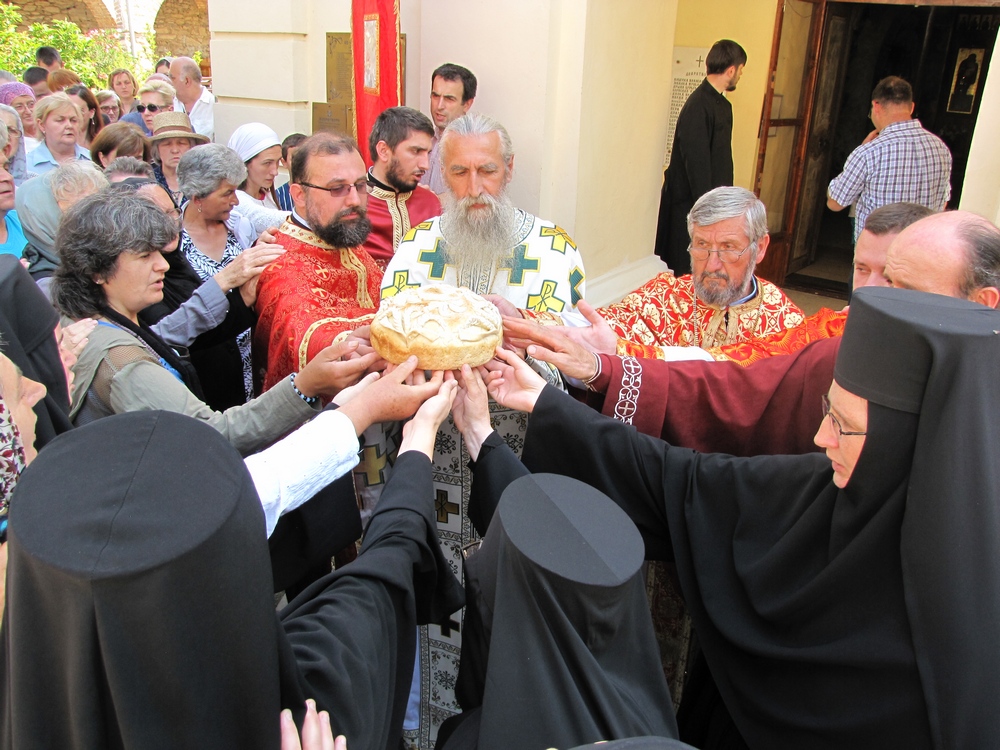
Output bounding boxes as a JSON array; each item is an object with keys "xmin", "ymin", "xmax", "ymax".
[
  {"xmin": 959, "ymin": 218, "xmax": 1000, "ymax": 297},
  {"xmin": 50, "ymin": 162, "xmax": 109, "ymax": 207},
  {"xmin": 440, "ymin": 112, "xmax": 514, "ymax": 166},
  {"xmin": 0, "ymin": 119, "xmax": 7, "ymax": 152},
  {"xmin": 52, "ymin": 190, "xmax": 179, "ymax": 320},
  {"xmin": 104, "ymin": 155, "xmax": 155, "ymax": 180},
  {"xmin": 687, "ymin": 186, "xmax": 768, "ymax": 245},
  {"xmin": 0, "ymin": 70, "xmax": 15, "ymax": 84},
  {"xmin": 177, "ymin": 144, "xmax": 247, "ymax": 199}
]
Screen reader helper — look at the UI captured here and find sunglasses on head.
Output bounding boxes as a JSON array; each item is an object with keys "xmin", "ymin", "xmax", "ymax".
[{"xmin": 136, "ymin": 103, "xmax": 163, "ymax": 113}]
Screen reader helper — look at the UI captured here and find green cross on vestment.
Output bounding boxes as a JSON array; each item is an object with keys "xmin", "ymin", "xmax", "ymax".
[
  {"xmin": 418, "ymin": 239, "xmax": 449, "ymax": 280},
  {"xmin": 500, "ymin": 244, "xmax": 540, "ymax": 285},
  {"xmin": 570, "ymin": 267, "xmax": 585, "ymax": 305}
]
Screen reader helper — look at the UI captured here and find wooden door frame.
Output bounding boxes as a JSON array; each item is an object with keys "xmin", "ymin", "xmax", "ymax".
[
  {"xmin": 754, "ymin": 0, "xmax": 1000, "ymax": 286},
  {"xmin": 753, "ymin": 0, "xmax": 828, "ymax": 286}
]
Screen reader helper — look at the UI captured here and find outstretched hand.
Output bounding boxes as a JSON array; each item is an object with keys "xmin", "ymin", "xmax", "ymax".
[
  {"xmin": 453, "ymin": 365, "xmax": 501, "ymax": 461},
  {"xmin": 280, "ymin": 700, "xmax": 345, "ymax": 750},
  {"xmin": 482, "ymin": 348, "xmax": 547, "ymax": 413},
  {"xmin": 294, "ymin": 341, "xmax": 379, "ymax": 401},
  {"xmin": 336, "ymin": 356, "xmax": 444, "ymax": 435},
  {"xmin": 400, "ymin": 379, "xmax": 459, "ymax": 459},
  {"xmin": 561, "ymin": 300, "xmax": 618, "ymax": 354},
  {"xmin": 502, "ymin": 318, "xmax": 599, "ymax": 382}
]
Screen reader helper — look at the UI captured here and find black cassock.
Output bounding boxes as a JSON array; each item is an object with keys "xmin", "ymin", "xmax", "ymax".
[
  {"xmin": 0, "ymin": 255, "xmax": 73, "ymax": 449},
  {"xmin": 1, "ymin": 410, "xmax": 464, "ymax": 750},
  {"xmin": 519, "ymin": 289, "xmax": 1000, "ymax": 750},
  {"xmin": 654, "ymin": 78, "xmax": 734, "ymax": 274}
]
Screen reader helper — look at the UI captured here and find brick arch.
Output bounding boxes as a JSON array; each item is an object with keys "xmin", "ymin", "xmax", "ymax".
[
  {"xmin": 153, "ymin": 0, "xmax": 210, "ymax": 71},
  {"xmin": 5, "ymin": 0, "xmax": 118, "ymax": 30}
]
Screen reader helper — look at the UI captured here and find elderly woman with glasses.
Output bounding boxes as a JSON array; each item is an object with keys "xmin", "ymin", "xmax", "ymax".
[
  {"xmin": 0, "ymin": 83, "xmax": 38, "ymax": 151},
  {"xmin": 95, "ymin": 90, "xmax": 123, "ymax": 124},
  {"xmin": 0, "ymin": 103, "xmax": 35, "ymax": 186},
  {"xmin": 177, "ymin": 144, "xmax": 287, "ymax": 409}
]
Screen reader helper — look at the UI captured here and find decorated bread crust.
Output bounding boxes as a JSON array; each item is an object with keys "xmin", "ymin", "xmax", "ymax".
[{"xmin": 371, "ymin": 285, "xmax": 503, "ymax": 370}]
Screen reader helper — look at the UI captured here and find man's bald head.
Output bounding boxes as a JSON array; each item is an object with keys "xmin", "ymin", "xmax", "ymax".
[{"xmin": 884, "ymin": 211, "xmax": 1000, "ymax": 308}]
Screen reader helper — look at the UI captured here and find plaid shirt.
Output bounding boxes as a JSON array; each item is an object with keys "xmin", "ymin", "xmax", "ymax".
[{"xmin": 828, "ymin": 119, "xmax": 952, "ymax": 240}]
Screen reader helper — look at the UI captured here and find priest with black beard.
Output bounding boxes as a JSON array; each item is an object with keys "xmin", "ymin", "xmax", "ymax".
[
  {"xmin": 253, "ymin": 131, "xmax": 383, "ymax": 397},
  {"xmin": 0, "ymin": 376, "xmax": 465, "ymax": 749},
  {"xmin": 457, "ymin": 287, "xmax": 1000, "ymax": 749}
]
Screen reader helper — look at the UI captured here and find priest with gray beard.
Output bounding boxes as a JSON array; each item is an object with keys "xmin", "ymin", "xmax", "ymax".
[{"xmin": 381, "ymin": 112, "xmax": 587, "ymax": 749}]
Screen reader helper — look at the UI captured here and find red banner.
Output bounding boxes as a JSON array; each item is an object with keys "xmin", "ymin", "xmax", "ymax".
[{"xmin": 351, "ymin": 0, "xmax": 401, "ymax": 166}]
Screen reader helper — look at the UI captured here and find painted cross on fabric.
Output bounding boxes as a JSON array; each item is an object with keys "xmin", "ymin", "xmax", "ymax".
[
  {"xmin": 500, "ymin": 244, "xmax": 540, "ymax": 285},
  {"xmin": 360, "ymin": 444, "xmax": 388, "ymax": 486},
  {"xmin": 435, "ymin": 488, "xmax": 460, "ymax": 523},
  {"xmin": 418, "ymin": 239, "xmax": 450, "ymax": 280}
]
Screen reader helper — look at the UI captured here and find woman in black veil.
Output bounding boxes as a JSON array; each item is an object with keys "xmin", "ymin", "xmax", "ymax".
[{"xmin": 460, "ymin": 287, "xmax": 1000, "ymax": 749}]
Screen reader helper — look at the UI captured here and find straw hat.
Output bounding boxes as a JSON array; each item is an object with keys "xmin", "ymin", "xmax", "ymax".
[{"xmin": 149, "ymin": 112, "xmax": 209, "ymax": 144}]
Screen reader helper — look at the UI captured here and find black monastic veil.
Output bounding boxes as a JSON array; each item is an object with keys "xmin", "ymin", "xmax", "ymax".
[{"xmin": 521, "ymin": 287, "xmax": 1000, "ymax": 749}]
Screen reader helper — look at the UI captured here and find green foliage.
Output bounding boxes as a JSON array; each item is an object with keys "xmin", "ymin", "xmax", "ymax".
[{"xmin": 0, "ymin": 4, "xmax": 143, "ymax": 89}]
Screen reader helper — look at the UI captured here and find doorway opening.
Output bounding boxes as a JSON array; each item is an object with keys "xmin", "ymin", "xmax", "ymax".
[{"xmin": 755, "ymin": 2, "xmax": 1000, "ymax": 298}]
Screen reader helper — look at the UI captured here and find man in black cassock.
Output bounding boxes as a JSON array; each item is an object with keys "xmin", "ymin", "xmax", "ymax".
[
  {"xmin": 655, "ymin": 40, "xmax": 746, "ymax": 274},
  {"xmin": 461, "ymin": 287, "xmax": 1000, "ymax": 749},
  {"xmin": 0, "ymin": 378, "xmax": 465, "ymax": 749}
]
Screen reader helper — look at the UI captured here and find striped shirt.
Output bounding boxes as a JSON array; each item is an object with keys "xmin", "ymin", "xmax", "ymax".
[{"xmin": 828, "ymin": 119, "xmax": 952, "ymax": 240}]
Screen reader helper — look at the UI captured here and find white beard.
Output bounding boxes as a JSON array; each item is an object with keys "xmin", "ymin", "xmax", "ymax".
[{"xmin": 439, "ymin": 188, "xmax": 517, "ymax": 292}]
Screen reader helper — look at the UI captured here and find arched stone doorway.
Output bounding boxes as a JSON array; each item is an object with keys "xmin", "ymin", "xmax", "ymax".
[
  {"xmin": 153, "ymin": 0, "xmax": 211, "ymax": 74},
  {"xmin": 3, "ymin": 0, "xmax": 118, "ymax": 31}
]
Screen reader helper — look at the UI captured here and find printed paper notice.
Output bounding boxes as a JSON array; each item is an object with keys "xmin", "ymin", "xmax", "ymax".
[{"xmin": 664, "ymin": 47, "xmax": 710, "ymax": 167}]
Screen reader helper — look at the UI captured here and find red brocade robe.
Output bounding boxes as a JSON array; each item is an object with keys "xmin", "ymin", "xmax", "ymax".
[
  {"xmin": 253, "ymin": 219, "xmax": 383, "ymax": 393},
  {"xmin": 598, "ymin": 272, "xmax": 805, "ymax": 357},
  {"xmin": 363, "ymin": 182, "xmax": 441, "ymax": 270}
]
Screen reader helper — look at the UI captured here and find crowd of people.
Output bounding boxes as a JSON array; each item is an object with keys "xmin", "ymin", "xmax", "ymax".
[{"xmin": 0, "ymin": 40, "xmax": 998, "ymax": 750}]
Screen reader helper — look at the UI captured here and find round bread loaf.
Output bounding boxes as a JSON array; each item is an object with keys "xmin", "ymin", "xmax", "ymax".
[{"xmin": 371, "ymin": 285, "xmax": 503, "ymax": 370}]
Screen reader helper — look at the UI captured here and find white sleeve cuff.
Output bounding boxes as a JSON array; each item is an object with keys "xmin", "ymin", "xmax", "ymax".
[{"xmin": 244, "ymin": 409, "xmax": 360, "ymax": 537}]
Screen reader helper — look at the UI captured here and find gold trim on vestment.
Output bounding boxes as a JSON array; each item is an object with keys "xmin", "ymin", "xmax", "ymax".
[
  {"xmin": 279, "ymin": 220, "xmax": 375, "ymax": 308},
  {"xmin": 370, "ymin": 186, "xmax": 413, "ymax": 250},
  {"xmin": 299, "ymin": 313, "xmax": 376, "ymax": 370}
]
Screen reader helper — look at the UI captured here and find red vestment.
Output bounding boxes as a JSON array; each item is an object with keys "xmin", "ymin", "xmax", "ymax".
[
  {"xmin": 600, "ymin": 272, "xmax": 805, "ymax": 356},
  {"xmin": 707, "ymin": 307, "xmax": 846, "ymax": 365},
  {"xmin": 254, "ymin": 219, "xmax": 383, "ymax": 392},
  {"xmin": 590, "ymin": 336, "xmax": 841, "ymax": 456},
  {"xmin": 363, "ymin": 184, "xmax": 441, "ymax": 270}
]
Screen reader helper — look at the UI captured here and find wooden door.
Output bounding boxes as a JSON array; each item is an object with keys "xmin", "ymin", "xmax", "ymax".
[
  {"xmin": 754, "ymin": 0, "xmax": 828, "ymax": 285},
  {"xmin": 788, "ymin": 4, "xmax": 853, "ymax": 273}
]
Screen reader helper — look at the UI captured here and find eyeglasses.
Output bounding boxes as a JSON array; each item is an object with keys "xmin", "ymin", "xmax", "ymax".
[
  {"xmin": 100, "ymin": 105, "xmax": 118, "ymax": 114},
  {"xmin": 136, "ymin": 103, "xmax": 163, "ymax": 113},
  {"xmin": 821, "ymin": 394, "xmax": 867, "ymax": 437},
  {"xmin": 297, "ymin": 179, "xmax": 370, "ymax": 198},
  {"xmin": 688, "ymin": 242, "xmax": 755, "ymax": 264},
  {"xmin": 5, "ymin": 128, "xmax": 20, "ymax": 138}
]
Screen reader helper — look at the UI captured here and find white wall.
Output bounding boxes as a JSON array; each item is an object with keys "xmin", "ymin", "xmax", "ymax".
[
  {"xmin": 961, "ymin": 32, "xmax": 1000, "ymax": 225},
  {"xmin": 418, "ymin": 0, "xmax": 553, "ymax": 213},
  {"xmin": 207, "ymin": 0, "xmax": 681, "ymax": 302}
]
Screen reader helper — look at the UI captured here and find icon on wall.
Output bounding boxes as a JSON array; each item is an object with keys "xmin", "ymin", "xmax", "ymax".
[{"xmin": 947, "ymin": 48, "xmax": 985, "ymax": 115}]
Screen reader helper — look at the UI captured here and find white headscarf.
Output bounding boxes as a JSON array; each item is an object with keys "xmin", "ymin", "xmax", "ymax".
[{"xmin": 226, "ymin": 123, "xmax": 280, "ymax": 163}]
